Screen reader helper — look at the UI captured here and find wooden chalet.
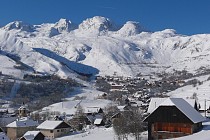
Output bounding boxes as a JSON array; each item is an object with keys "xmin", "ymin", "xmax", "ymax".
[{"xmin": 144, "ymin": 98, "xmax": 205, "ymax": 140}]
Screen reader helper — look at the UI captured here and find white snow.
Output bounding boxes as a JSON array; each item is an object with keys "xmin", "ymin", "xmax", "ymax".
[
  {"xmin": 147, "ymin": 98, "xmax": 166, "ymax": 113},
  {"xmin": 37, "ymin": 120, "xmax": 64, "ymax": 130},
  {"xmin": 56, "ymin": 127, "xmax": 148, "ymax": 140},
  {"xmin": 1, "ymin": 16, "xmax": 210, "ymax": 78},
  {"xmin": 22, "ymin": 131, "xmax": 42, "ymax": 140},
  {"xmin": 2, "ymin": 17, "xmax": 210, "ymax": 140},
  {"xmin": 147, "ymin": 98, "xmax": 198, "ymax": 114},
  {"xmin": 42, "ymin": 99, "xmax": 111, "ymax": 116},
  {"xmin": 94, "ymin": 118, "xmax": 103, "ymax": 125},
  {"xmin": 6, "ymin": 117, "xmax": 39, "ymax": 127},
  {"xmin": 168, "ymin": 78, "xmax": 210, "ymax": 112}
]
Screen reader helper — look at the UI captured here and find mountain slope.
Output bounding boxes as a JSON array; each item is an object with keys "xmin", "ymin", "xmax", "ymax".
[{"xmin": 0, "ymin": 16, "xmax": 210, "ymax": 78}]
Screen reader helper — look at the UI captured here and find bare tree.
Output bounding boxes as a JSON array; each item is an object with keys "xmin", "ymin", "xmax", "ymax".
[
  {"xmin": 113, "ymin": 108, "xmax": 144, "ymax": 140},
  {"xmin": 113, "ymin": 116, "xmax": 128, "ymax": 140},
  {"xmin": 128, "ymin": 109, "xmax": 144, "ymax": 140}
]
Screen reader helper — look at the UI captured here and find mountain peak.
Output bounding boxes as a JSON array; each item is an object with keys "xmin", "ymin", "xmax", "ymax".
[
  {"xmin": 78, "ymin": 16, "xmax": 116, "ymax": 34},
  {"xmin": 118, "ymin": 21, "xmax": 144, "ymax": 36},
  {"xmin": 3, "ymin": 21, "xmax": 34, "ymax": 32},
  {"xmin": 54, "ymin": 18, "xmax": 76, "ymax": 32}
]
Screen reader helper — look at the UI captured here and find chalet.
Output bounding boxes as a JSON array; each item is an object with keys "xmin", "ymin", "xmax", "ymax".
[
  {"xmin": 144, "ymin": 98, "xmax": 205, "ymax": 140},
  {"xmin": 6, "ymin": 117, "xmax": 39, "ymax": 140},
  {"xmin": 19, "ymin": 131, "xmax": 45, "ymax": 140},
  {"xmin": 37, "ymin": 120, "xmax": 71, "ymax": 139},
  {"xmin": 86, "ymin": 114, "xmax": 105, "ymax": 126},
  {"xmin": 84, "ymin": 107, "xmax": 105, "ymax": 126}
]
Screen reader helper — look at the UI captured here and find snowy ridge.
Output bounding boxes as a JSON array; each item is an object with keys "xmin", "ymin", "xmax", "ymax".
[
  {"xmin": 0, "ymin": 16, "xmax": 210, "ymax": 78},
  {"xmin": 117, "ymin": 21, "xmax": 144, "ymax": 36}
]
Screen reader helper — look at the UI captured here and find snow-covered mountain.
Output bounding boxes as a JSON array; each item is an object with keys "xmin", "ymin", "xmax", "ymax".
[{"xmin": 0, "ymin": 16, "xmax": 210, "ymax": 78}]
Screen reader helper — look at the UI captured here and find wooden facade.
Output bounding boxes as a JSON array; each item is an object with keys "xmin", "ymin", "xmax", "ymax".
[{"xmin": 145, "ymin": 106, "xmax": 203, "ymax": 140}]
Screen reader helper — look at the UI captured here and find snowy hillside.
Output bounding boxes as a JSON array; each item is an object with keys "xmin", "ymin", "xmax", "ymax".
[{"xmin": 1, "ymin": 16, "xmax": 210, "ymax": 78}]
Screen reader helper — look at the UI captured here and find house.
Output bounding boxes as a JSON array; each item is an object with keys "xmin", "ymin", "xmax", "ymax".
[
  {"xmin": 37, "ymin": 120, "xmax": 71, "ymax": 139},
  {"xmin": 6, "ymin": 117, "xmax": 39, "ymax": 140},
  {"xmin": 86, "ymin": 114, "xmax": 105, "ymax": 126},
  {"xmin": 0, "ymin": 114, "xmax": 17, "ymax": 132},
  {"xmin": 144, "ymin": 98, "xmax": 206, "ymax": 140},
  {"xmin": 19, "ymin": 131, "xmax": 45, "ymax": 140}
]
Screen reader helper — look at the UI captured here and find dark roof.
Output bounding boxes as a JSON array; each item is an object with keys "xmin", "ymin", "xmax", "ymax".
[{"xmin": 144, "ymin": 98, "xmax": 206, "ymax": 123}]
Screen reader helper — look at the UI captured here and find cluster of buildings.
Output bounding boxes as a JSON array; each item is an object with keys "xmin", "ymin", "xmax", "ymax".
[
  {"xmin": 0, "ymin": 102, "xmax": 108, "ymax": 140},
  {"xmin": 0, "ymin": 105, "xmax": 73, "ymax": 140}
]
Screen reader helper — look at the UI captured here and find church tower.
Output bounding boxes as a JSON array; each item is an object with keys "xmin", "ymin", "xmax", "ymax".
[{"xmin": 18, "ymin": 104, "xmax": 29, "ymax": 118}]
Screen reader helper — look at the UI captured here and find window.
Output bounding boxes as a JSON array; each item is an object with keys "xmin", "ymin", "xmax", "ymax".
[
  {"xmin": 50, "ymin": 130, "xmax": 53, "ymax": 133},
  {"xmin": 57, "ymin": 130, "xmax": 60, "ymax": 132}
]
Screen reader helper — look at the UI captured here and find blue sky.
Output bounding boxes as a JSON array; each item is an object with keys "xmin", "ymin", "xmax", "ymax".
[{"xmin": 1, "ymin": 0, "xmax": 210, "ymax": 35}]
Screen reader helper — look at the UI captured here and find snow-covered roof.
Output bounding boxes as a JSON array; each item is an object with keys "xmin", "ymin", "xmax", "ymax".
[
  {"xmin": 147, "ymin": 98, "xmax": 198, "ymax": 114},
  {"xmin": 149, "ymin": 98, "xmax": 206, "ymax": 123},
  {"xmin": 0, "ymin": 116, "xmax": 17, "ymax": 127},
  {"xmin": 84, "ymin": 107, "xmax": 102, "ymax": 114},
  {"xmin": 117, "ymin": 106, "xmax": 126, "ymax": 112},
  {"xmin": 18, "ymin": 105, "xmax": 29, "ymax": 111},
  {"xmin": 24, "ymin": 131, "xmax": 40, "ymax": 137},
  {"xmin": 37, "ymin": 120, "xmax": 67, "ymax": 130},
  {"xmin": 21, "ymin": 135, "xmax": 35, "ymax": 140},
  {"xmin": 147, "ymin": 98, "xmax": 166, "ymax": 113},
  {"xmin": 6, "ymin": 117, "xmax": 39, "ymax": 127},
  {"xmin": 94, "ymin": 118, "xmax": 103, "ymax": 125}
]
